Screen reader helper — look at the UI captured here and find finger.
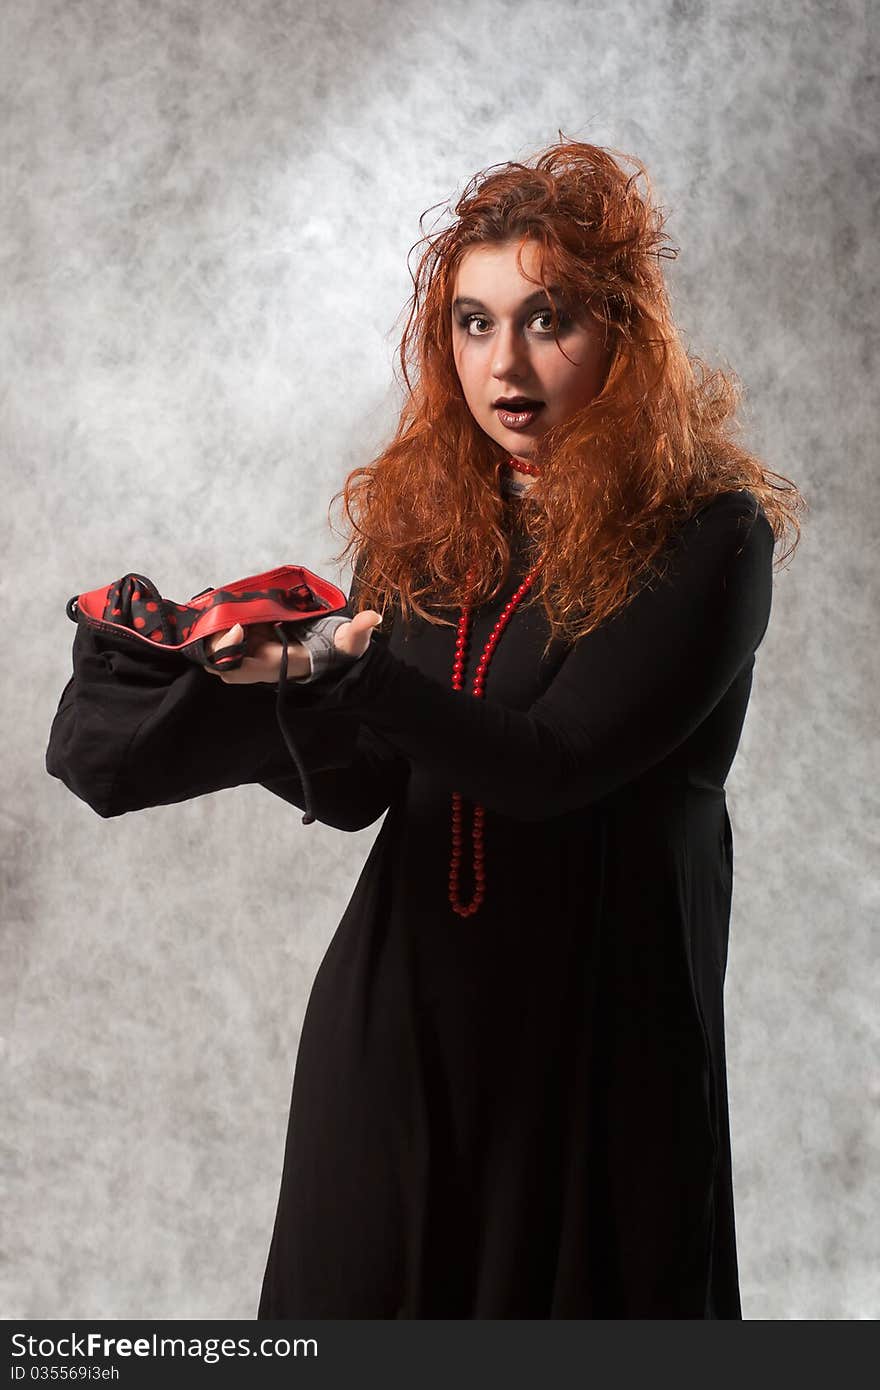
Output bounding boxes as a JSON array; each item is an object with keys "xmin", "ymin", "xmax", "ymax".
[
  {"xmin": 335, "ymin": 610, "xmax": 383, "ymax": 658},
  {"xmin": 208, "ymin": 658, "xmax": 258, "ymax": 684},
  {"xmin": 211, "ymin": 645, "xmax": 296, "ymax": 685},
  {"xmin": 206, "ymin": 622, "xmax": 243, "ymax": 659},
  {"xmin": 217, "ymin": 621, "xmax": 245, "ymax": 647},
  {"xmin": 204, "ymin": 624, "xmax": 255, "ymax": 679}
]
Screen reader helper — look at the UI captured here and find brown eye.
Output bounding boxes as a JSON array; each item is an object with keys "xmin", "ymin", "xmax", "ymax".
[{"xmin": 531, "ymin": 310, "xmax": 570, "ymax": 333}]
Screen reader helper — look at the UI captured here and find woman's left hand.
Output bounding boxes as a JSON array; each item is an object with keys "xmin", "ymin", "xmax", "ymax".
[{"xmin": 203, "ymin": 612, "xmax": 383, "ymax": 685}]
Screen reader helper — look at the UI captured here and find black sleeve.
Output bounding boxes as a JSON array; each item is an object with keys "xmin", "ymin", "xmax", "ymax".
[
  {"xmin": 257, "ymin": 721, "xmax": 410, "ymax": 832},
  {"xmin": 272, "ymin": 491, "xmax": 775, "ymax": 822},
  {"xmin": 45, "ymin": 574, "xmax": 409, "ymax": 829}
]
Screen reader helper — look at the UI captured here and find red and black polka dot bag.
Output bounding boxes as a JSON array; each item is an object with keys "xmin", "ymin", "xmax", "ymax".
[{"xmin": 65, "ymin": 564, "xmax": 352, "ymax": 824}]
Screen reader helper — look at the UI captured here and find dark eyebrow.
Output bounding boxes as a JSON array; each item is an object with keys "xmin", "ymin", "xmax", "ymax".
[{"xmin": 451, "ymin": 286, "xmax": 565, "ymax": 313}]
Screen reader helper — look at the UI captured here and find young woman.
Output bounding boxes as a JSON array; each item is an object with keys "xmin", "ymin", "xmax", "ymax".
[{"xmin": 46, "ymin": 138, "xmax": 804, "ymax": 1319}]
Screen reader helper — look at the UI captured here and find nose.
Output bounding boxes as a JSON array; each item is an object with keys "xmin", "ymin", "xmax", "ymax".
[{"xmin": 491, "ymin": 321, "xmax": 529, "ymax": 382}]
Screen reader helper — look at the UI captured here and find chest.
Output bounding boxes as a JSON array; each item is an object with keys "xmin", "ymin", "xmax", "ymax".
[{"xmin": 387, "ymin": 553, "xmax": 570, "ymax": 710}]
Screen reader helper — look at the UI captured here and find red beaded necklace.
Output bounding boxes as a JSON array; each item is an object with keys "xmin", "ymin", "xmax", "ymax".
[{"xmin": 448, "ymin": 456, "xmax": 544, "ymax": 918}]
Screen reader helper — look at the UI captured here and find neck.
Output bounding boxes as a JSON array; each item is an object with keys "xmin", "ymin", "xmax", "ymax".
[
  {"xmin": 509, "ymin": 468, "xmax": 534, "ymax": 488},
  {"xmin": 505, "ymin": 455, "xmax": 540, "ymax": 488}
]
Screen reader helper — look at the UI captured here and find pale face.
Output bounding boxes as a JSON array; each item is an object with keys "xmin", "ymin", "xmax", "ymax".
[{"xmin": 450, "ymin": 239, "xmax": 610, "ymax": 475}]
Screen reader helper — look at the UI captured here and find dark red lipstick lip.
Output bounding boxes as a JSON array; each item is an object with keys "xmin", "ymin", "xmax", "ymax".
[{"xmin": 493, "ymin": 399, "xmax": 544, "ymax": 409}]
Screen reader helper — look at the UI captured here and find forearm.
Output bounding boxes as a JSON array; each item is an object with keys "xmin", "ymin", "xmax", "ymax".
[
  {"xmin": 282, "ymin": 640, "xmax": 581, "ymax": 820},
  {"xmin": 278, "ymin": 496, "xmax": 775, "ymax": 821},
  {"xmin": 259, "ymin": 724, "xmax": 410, "ymax": 832}
]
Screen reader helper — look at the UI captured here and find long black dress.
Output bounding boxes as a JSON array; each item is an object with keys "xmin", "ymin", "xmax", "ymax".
[{"xmin": 45, "ymin": 486, "xmax": 774, "ymax": 1319}]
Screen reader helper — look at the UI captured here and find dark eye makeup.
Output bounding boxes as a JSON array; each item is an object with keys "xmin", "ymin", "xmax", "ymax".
[{"xmin": 455, "ymin": 309, "xmax": 571, "ymax": 333}]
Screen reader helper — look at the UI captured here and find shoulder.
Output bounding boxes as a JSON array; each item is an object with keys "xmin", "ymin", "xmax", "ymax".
[
  {"xmin": 680, "ymin": 487, "xmax": 774, "ymax": 562},
  {"xmin": 634, "ymin": 488, "xmax": 774, "ymax": 612},
  {"xmin": 688, "ymin": 486, "xmax": 770, "ymax": 531}
]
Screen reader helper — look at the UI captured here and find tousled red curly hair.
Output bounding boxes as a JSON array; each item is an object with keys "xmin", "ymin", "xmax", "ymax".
[{"xmin": 328, "ymin": 135, "xmax": 806, "ymax": 654}]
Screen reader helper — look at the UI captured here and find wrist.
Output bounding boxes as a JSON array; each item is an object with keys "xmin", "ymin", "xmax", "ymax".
[
  {"xmin": 286, "ymin": 614, "xmax": 354, "ymax": 684},
  {"xmin": 288, "ymin": 648, "xmax": 313, "ymax": 682}
]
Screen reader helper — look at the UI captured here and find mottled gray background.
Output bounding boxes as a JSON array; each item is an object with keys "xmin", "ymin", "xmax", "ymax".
[{"xmin": 3, "ymin": 0, "xmax": 876, "ymax": 1321}]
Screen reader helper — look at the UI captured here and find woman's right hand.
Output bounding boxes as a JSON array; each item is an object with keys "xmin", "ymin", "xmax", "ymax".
[{"xmin": 204, "ymin": 611, "xmax": 383, "ymax": 685}]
